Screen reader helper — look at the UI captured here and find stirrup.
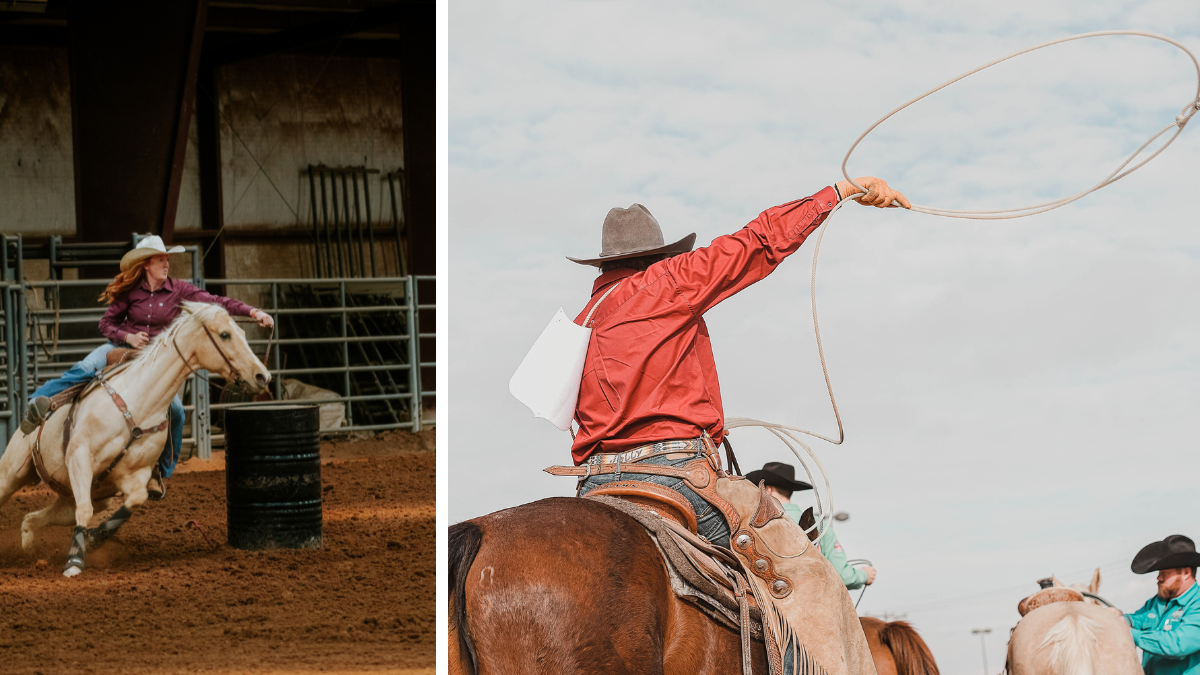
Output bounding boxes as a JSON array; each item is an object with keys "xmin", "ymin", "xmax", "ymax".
[
  {"xmin": 20, "ymin": 397, "xmax": 53, "ymax": 435},
  {"xmin": 146, "ymin": 466, "xmax": 166, "ymax": 501}
]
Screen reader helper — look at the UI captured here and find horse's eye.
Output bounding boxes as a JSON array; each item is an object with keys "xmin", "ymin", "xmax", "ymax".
[{"xmin": 220, "ymin": 331, "xmax": 231, "ymax": 340}]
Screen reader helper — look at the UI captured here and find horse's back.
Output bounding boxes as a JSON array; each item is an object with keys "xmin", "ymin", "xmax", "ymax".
[{"xmin": 1008, "ymin": 602, "xmax": 1140, "ymax": 675}]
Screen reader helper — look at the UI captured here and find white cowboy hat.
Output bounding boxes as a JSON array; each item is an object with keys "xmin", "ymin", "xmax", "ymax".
[{"xmin": 119, "ymin": 235, "xmax": 186, "ymax": 272}]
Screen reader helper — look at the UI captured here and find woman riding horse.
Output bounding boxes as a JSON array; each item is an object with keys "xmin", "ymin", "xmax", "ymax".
[{"xmin": 20, "ymin": 236, "xmax": 274, "ymax": 498}]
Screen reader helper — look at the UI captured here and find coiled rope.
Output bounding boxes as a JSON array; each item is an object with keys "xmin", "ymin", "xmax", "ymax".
[{"xmin": 728, "ymin": 30, "xmax": 1200, "ymax": 542}]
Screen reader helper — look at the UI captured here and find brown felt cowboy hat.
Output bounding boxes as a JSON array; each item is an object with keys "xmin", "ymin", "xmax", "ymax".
[
  {"xmin": 119, "ymin": 235, "xmax": 186, "ymax": 272},
  {"xmin": 744, "ymin": 462, "xmax": 813, "ymax": 492},
  {"xmin": 1132, "ymin": 534, "xmax": 1200, "ymax": 574},
  {"xmin": 568, "ymin": 204, "xmax": 696, "ymax": 266}
]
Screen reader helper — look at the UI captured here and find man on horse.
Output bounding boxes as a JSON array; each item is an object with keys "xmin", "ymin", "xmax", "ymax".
[
  {"xmin": 546, "ymin": 177, "xmax": 910, "ymax": 674},
  {"xmin": 1112, "ymin": 534, "xmax": 1200, "ymax": 675},
  {"xmin": 746, "ymin": 462, "xmax": 876, "ymax": 591}
]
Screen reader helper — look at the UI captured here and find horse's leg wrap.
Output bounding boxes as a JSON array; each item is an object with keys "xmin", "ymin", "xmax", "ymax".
[
  {"xmin": 63, "ymin": 525, "xmax": 86, "ymax": 576},
  {"xmin": 84, "ymin": 506, "xmax": 132, "ymax": 548}
]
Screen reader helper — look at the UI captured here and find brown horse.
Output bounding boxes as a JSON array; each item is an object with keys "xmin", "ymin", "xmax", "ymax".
[
  {"xmin": 449, "ymin": 497, "xmax": 768, "ymax": 674},
  {"xmin": 450, "ymin": 495, "xmax": 881, "ymax": 674},
  {"xmin": 860, "ymin": 617, "xmax": 940, "ymax": 675}
]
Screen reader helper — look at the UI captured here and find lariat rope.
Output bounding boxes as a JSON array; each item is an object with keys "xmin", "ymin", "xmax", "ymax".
[{"xmin": 728, "ymin": 30, "xmax": 1200, "ymax": 544}]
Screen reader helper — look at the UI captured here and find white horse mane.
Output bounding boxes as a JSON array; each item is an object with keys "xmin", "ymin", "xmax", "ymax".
[
  {"xmin": 130, "ymin": 301, "xmax": 230, "ymax": 366},
  {"xmin": 1037, "ymin": 612, "xmax": 1099, "ymax": 675}
]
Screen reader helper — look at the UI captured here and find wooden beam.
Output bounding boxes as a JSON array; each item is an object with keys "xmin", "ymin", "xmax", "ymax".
[{"xmin": 214, "ymin": 0, "xmax": 407, "ymax": 65}]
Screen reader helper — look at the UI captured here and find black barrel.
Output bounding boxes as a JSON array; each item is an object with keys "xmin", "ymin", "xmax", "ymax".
[{"xmin": 225, "ymin": 404, "xmax": 323, "ymax": 550}]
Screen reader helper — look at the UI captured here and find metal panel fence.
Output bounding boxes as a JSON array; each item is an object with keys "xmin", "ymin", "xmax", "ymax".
[{"xmin": 0, "ymin": 235, "xmax": 433, "ymax": 459}]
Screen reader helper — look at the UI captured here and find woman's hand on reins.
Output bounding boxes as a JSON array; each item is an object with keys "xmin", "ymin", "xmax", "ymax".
[
  {"xmin": 835, "ymin": 177, "xmax": 911, "ymax": 209},
  {"xmin": 125, "ymin": 331, "xmax": 150, "ymax": 349},
  {"xmin": 250, "ymin": 309, "xmax": 275, "ymax": 329}
]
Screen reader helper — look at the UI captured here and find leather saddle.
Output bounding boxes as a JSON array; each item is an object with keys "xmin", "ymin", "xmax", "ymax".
[
  {"xmin": 105, "ymin": 348, "xmax": 137, "ymax": 368},
  {"xmin": 1017, "ymin": 586, "xmax": 1085, "ymax": 616},
  {"xmin": 585, "ymin": 480, "xmax": 700, "ymax": 533},
  {"xmin": 587, "ymin": 493, "xmax": 767, "ymax": 642}
]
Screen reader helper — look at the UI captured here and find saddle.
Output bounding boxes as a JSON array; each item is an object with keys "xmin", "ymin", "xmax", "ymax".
[
  {"xmin": 105, "ymin": 348, "xmax": 137, "ymax": 368},
  {"xmin": 547, "ymin": 441, "xmax": 832, "ymax": 675},
  {"xmin": 588, "ymin": 494, "xmax": 768, "ymax": 643},
  {"xmin": 1017, "ymin": 585, "xmax": 1085, "ymax": 616}
]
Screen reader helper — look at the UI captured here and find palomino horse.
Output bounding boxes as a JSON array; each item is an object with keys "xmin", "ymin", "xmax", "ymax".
[
  {"xmin": 0, "ymin": 302, "xmax": 269, "ymax": 577},
  {"xmin": 860, "ymin": 618, "xmax": 939, "ymax": 675},
  {"xmin": 1006, "ymin": 570, "xmax": 1141, "ymax": 675},
  {"xmin": 450, "ymin": 496, "xmax": 870, "ymax": 675}
]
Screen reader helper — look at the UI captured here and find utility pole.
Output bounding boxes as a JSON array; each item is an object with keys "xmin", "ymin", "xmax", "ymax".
[{"xmin": 971, "ymin": 628, "xmax": 992, "ymax": 674}]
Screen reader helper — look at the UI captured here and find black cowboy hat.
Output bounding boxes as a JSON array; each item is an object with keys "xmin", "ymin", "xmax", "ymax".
[
  {"xmin": 1132, "ymin": 534, "xmax": 1200, "ymax": 574},
  {"xmin": 744, "ymin": 462, "xmax": 812, "ymax": 492},
  {"xmin": 568, "ymin": 204, "xmax": 696, "ymax": 267}
]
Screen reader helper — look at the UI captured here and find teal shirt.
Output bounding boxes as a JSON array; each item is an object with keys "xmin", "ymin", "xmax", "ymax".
[
  {"xmin": 1125, "ymin": 582, "xmax": 1200, "ymax": 675},
  {"xmin": 780, "ymin": 503, "xmax": 868, "ymax": 590}
]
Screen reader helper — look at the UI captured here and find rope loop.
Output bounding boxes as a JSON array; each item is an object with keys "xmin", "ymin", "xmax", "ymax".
[
  {"xmin": 1177, "ymin": 98, "xmax": 1200, "ymax": 128},
  {"xmin": 843, "ymin": 30, "xmax": 1200, "ymax": 220},
  {"xmin": 733, "ymin": 31, "xmax": 1197, "ymax": 541}
]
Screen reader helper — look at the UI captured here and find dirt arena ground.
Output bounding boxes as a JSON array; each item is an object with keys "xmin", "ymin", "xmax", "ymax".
[{"xmin": 0, "ymin": 429, "xmax": 435, "ymax": 675}]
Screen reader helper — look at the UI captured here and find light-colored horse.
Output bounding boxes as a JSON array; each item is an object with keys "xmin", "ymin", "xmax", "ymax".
[
  {"xmin": 0, "ymin": 302, "xmax": 269, "ymax": 576},
  {"xmin": 1007, "ymin": 570, "xmax": 1141, "ymax": 675}
]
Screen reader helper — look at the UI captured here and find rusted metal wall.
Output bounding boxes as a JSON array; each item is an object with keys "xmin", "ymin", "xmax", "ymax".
[
  {"xmin": 2, "ymin": 50, "xmax": 403, "ymax": 281},
  {"xmin": 182, "ymin": 53, "xmax": 404, "ymax": 280},
  {"xmin": 0, "ymin": 46, "xmax": 74, "ymax": 235}
]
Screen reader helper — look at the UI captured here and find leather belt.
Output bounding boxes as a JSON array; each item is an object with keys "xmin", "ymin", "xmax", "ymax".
[
  {"xmin": 585, "ymin": 438, "xmax": 707, "ymax": 466},
  {"xmin": 545, "ymin": 459, "xmax": 714, "ymax": 487},
  {"xmin": 545, "ymin": 435, "xmax": 724, "ymax": 483}
]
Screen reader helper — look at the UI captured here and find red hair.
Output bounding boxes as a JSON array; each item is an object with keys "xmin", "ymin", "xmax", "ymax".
[{"xmin": 98, "ymin": 260, "xmax": 147, "ymax": 305}]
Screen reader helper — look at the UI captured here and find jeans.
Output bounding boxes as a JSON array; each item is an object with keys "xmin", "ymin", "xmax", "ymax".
[
  {"xmin": 578, "ymin": 452, "xmax": 732, "ymax": 549},
  {"xmin": 31, "ymin": 343, "xmax": 116, "ymax": 399},
  {"xmin": 30, "ymin": 342, "xmax": 184, "ymax": 479}
]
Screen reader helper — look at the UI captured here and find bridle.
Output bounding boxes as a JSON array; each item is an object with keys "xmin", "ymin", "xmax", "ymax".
[{"xmin": 172, "ymin": 320, "xmax": 269, "ymax": 390}]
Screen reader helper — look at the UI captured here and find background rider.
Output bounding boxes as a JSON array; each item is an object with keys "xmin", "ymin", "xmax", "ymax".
[
  {"xmin": 747, "ymin": 461, "xmax": 877, "ymax": 590},
  {"xmin": 1109, "ymin": 534, "xmax": 1200, "ymax": 675}
]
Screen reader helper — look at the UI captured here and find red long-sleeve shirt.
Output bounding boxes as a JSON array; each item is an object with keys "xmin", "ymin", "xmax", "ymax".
[{"xmin": 570, "ymin": 186, "xmax": 839, "ymax": 464}]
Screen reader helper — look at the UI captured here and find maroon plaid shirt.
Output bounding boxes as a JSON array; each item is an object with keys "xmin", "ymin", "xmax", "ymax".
[{"xmin": 99, "ymin": 276, "xmax": 255, "ymax": 345}]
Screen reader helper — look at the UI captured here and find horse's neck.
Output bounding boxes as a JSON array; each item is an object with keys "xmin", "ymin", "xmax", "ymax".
[{"xmin": 109, "ymin": 340, "xmax": 192, "ymax": 421}]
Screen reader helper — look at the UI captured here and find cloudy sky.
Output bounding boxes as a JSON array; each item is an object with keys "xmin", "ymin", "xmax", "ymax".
[{"xmin": 448, "ymin": 2, "xmax": 1200, "ymax": 671}]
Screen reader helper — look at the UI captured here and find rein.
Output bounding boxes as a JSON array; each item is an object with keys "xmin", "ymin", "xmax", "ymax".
[{"xmin": 172, "ymin": 319, "xmax": 271, "ymax": 388}]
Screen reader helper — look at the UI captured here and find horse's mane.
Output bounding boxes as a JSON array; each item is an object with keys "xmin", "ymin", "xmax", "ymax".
[
  {"xmin": 1037, "ymin": 611, "xmax": 1099, "ymax": 675},
  {"xmin": 129, "ymin": 301, "xmax": 230, "ymax": 366}
]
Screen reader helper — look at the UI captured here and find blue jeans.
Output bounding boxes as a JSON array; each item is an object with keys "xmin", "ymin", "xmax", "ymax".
[
  {"xmin": 31, "ymin": 343, "xmax": 116, "ymax": 399},
  {"xmin": 31, "ymin": 343, "xmax": 184, "ymax": 479},
  {"xmin": 578, "ymin": 453, "xmax": 732, "ymax": 549}
]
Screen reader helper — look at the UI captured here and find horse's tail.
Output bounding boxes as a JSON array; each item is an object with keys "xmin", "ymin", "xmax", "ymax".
[
  {"xmin": 879, "ymin": 620, "xmax": 940, "ymax": 675},
  {"xmin": 1037, "ymin": 612, "xmax": 1098, "ymax": 675},
  {"xmin": 449, "ymin": 520, "xmax": 483, "ymax": 675}
]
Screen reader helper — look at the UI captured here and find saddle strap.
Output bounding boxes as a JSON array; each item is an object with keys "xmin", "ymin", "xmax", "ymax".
[
  {"xmin": 735, "ymin": 574, "xmax": 754, "ymax": 675},
  {"xmin": 32, "ymin": 424, "xmax": 74, "ymax": 496},
  {"xmin": 95, "ymin": 371, "xmax": 140, "ymax": 436}
]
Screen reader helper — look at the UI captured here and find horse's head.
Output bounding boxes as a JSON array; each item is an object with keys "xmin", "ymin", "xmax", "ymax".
[{"xmin": 177, "ymin": 301, "xmax": 271, "ymax": 395}]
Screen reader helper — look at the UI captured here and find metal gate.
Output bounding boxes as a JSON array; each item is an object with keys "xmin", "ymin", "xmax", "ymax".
[{"xmin": 0, "ymin": 234, "xmax": 433, "ymax": 459}]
